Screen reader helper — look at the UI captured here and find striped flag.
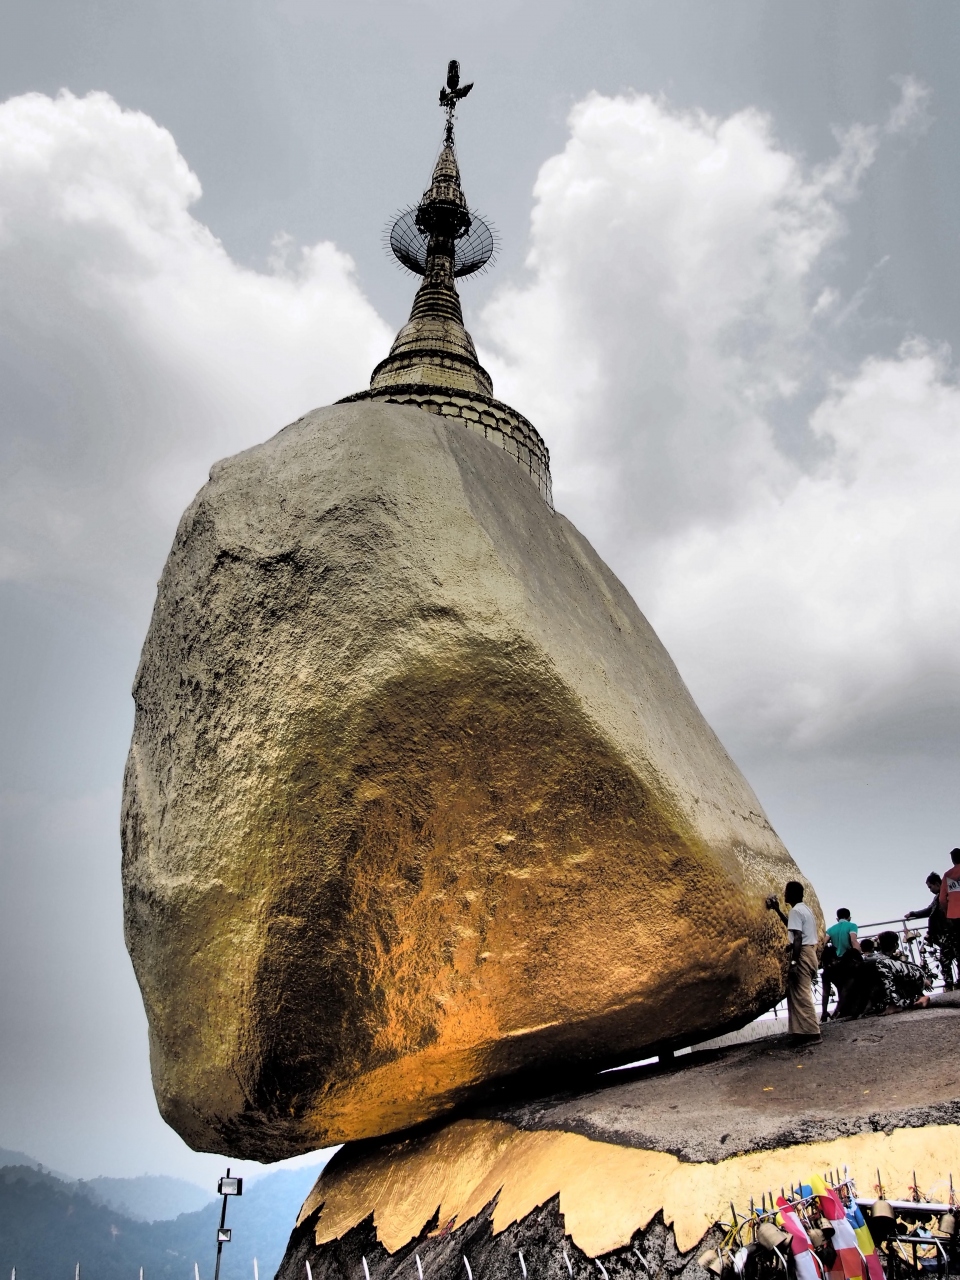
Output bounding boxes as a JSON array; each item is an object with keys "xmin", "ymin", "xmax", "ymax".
[
  {"xmin": 809, "ymin": 1176, "xmax": 866, "ymax": 1280},
  {"xmin": 776, "ymin": 1197, "xmax": 822, "ymax": 1280},
  {"xmin": 843, "ymin": 1197, "xmax": 884, "ymax": 1280}
]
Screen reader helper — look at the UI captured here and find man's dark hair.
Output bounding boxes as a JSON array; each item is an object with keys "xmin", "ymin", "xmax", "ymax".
[
  {"xmin": 951, "ymin": 848, "xmax": 960, "ymax": 865},
  {"xmin": 928, "ymin": 872, "xmax": 942, "ymax": 886},
  {"xmin": 837, "ymin": 908, "xmax": 851, "ymax": 920},
  {"xmin": 877, "ymin": 930, "xmax": 900, "ymax": 955},
  {"xmin": 860, "ymin": 937, "xmax": 876, "ymax": 953},
  {"xmin": 785, "ymin": 880, "xmax": 804, "ymax": 903}
]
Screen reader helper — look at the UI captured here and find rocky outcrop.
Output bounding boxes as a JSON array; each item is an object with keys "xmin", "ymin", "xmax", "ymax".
[{"xmin": 122, "ymin": 399, "xmax": 815, "ymax": 1160}]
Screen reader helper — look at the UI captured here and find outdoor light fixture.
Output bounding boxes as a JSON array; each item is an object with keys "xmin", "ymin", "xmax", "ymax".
[{"xmin": 213, "ymin": 1167, "xmax": 243, "ymax": 1280}]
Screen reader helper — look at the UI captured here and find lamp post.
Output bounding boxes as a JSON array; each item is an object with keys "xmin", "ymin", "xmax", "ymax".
[{"xmin": 213, "ymin": 1168, "xmax": 243, "ymax": 1280}]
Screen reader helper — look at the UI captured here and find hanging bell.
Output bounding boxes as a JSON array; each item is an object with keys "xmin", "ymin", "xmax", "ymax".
[
  {"xmin": 756, "ymin": 1223, "xmax": 791, "ymax": 1251},
  {"xmin": 936, "ymin": 1213, "xmax": 956, "ymax": 1239}
]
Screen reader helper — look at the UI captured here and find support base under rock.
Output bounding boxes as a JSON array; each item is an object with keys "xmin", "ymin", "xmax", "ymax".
[
  {"xmin": 280, "ymin": 1197, "xmax": 717, "ymax": 1280},
  {"xmin": 284, "ymin": 1008, "xmax": 960, "ymax": 1275}
]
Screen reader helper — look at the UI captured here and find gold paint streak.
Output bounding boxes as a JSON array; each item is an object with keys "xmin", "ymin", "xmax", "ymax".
[
  {"xmin": 301, "ymin": 1119, "xmax": 960, "ymax": 1259},
  {"xmin": 256, "ymin": 647, "xmax": 802, "ymax": 1149}
]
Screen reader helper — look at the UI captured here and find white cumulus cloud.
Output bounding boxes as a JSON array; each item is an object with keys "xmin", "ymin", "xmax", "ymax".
[
  {"xmin": 0, "ymin": 90, "xmax": 391, "ymax": 614},
  {"xmin": 1, "ymin": 84, "xmax": 955, "ymax": 760},
  {"xmin": 654, "ymin": 340, "xmax": 960, "ymax": 751},
  {"xmin": 479, "ymin": 83, "xmax": 960, "ymax": 755}
]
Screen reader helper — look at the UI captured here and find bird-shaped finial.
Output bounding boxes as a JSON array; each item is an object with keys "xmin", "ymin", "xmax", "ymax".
[{"xmin": 439, "ymin": 59, "xmax": 473, "ymax": 108}]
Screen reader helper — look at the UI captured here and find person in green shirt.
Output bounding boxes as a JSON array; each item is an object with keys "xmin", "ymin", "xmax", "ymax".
[{"xmin": 821, "ymin": 908, "xmax": 861, "ymax": 1020}]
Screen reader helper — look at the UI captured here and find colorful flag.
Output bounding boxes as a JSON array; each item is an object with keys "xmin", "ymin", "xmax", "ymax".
[
  {"xmin": 844, "ymin": 1197, "xmax": 884, "ymax": 1280},
  {"xmin": 809, "ymin": 1176, "xmax": 866, "ymax": 1280},
  {"xmin": 776, "ymin": 1197, "xmax": 822, "ymax": 1280}
]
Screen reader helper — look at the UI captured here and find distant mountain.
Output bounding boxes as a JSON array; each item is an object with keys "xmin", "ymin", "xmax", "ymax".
[
  {"xmin": 0, "ymin": 1147, "xmax": 40, "ymax": 1170},
  {"xmin": 83, "ymin": 1175, "xmax": 214, "ymax": 1223},
  {"xmin": 0, "ymin": 1160, "xmax": 328, "ymax": 1280},
  {"xmin": 0, "ymin": 1149, "xmax": 214, "ymax": 1223},
  {"xmin": 0, "ymin": 1146, "xmax": 72, "ymax": 1181}
]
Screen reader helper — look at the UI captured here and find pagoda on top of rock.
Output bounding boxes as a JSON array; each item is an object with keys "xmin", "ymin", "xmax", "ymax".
[{"xmin": 340, "ymin": 61, "xmax": 553, "ymax": 504}]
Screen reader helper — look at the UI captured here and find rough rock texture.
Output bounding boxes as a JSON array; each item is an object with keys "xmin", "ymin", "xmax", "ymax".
[
  {"xmin": 122, "ymin": 400, "xmax": 816, "ymax": 1159},
  {"xmin": 290, "ymin": 1010, "xmax": 960, "ymax": 1267},
  {"xmin": 279, "ymin": 1196, "xmax": 716, "ymax": 1280}
]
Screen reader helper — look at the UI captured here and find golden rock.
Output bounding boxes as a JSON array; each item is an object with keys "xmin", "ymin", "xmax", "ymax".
[{"xmin": 122, "ymin": 399, "xmax": 816, "ymax": 1159}]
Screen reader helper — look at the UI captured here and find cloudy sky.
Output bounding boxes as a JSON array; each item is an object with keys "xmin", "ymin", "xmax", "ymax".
[{"xmin": 1, "ymin": 0, "xmax": 959, "ymax": 1186}]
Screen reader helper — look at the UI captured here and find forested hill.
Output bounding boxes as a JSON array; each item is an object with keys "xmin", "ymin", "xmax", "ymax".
[{"xmin": 0, "ymin": 1161, "xmax": 326, "ymax": 1280}]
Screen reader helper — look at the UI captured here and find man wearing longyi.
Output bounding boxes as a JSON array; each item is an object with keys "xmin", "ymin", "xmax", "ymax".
[{"xmin": 767, "ymin": 881, "xmax": 822, "ymax": 1045}]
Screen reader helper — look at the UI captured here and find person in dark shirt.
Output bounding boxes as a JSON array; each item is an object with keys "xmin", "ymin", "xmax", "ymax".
[
  {"xmin": 905, "ymin": 871, "xmax": 942, "ymax": 921},
  {"xmin": 905, "ymin": 872, "xmax": 952, "ymax": 989}
]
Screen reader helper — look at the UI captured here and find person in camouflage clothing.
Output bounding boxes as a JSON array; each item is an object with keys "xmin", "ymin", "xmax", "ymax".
[{"xmin": 871, "ymin": 930, "xmax": 930, "ymax": 1012}]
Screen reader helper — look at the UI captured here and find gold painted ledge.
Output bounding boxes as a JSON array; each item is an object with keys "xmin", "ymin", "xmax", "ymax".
[{"xmin": 299, "ymin": 1118, "xmax": 960, "ymax": 1258}]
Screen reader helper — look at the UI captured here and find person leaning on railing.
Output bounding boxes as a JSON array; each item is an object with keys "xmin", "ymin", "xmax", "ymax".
[{"xmin": 905, "ymin": 871, "xmax": 953, "ymax": 990}]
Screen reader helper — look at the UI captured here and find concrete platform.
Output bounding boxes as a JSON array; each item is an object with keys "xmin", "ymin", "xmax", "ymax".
[{"xmin": 490, "ymin": 1005, "xmax": 960, "ymax": 1161}]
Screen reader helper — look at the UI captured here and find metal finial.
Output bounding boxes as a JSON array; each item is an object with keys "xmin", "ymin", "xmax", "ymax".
[
  {"xmin": 439, "ymin": 59, "xmax": 473, "ymax": 125},
  {"xmin": 385, "ymin": 61, "xmax": 496, "ymax": 281},
  {"xmin": 439, "ymin": 61, "xmax": 473, "ymax": 147}
]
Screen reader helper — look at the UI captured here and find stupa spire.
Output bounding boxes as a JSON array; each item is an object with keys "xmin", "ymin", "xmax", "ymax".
[
  {"xmin": 369, "ymin": 62, "xmax": 492, "ymax": 396},
  {"xmin": 340, "ymin": 61, "xmax": 553, "ymax": 506}
]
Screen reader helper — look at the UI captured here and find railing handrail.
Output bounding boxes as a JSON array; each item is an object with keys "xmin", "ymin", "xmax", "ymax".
[{"xmin": 856, "ymin": 916, "xmax": 925, "ymax": 931}]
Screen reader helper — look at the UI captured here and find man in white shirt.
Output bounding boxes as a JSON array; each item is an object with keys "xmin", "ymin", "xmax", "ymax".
[{"xmin": 766, "ymin": 880, "xmax": 822, "ymax": 1044}]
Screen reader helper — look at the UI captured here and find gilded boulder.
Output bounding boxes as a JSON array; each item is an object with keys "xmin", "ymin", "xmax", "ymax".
[{"xmin": 122, "ymin": 400, "xmax": 816, "ymax": 1159}]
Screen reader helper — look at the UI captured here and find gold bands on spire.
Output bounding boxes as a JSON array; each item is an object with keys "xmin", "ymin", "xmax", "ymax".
[{"xmin": 341, "ymin": 65, "xmax": 553, "ymax": 505}]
